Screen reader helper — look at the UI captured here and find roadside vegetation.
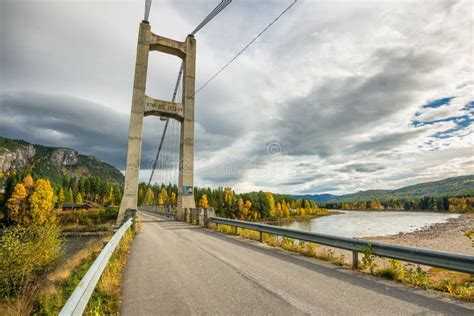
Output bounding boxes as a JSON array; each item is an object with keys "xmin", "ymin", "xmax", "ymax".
[
  {"xmin": 34, "ymin": 220, "xmax": 139, "ymax": 314},
  {"xmin": 0, "ymin": 174, "xmax": 137, "ymax": 315},
  {"xmin": 211, "ymin": 223, "xmax": 473, "ymax": 302}
]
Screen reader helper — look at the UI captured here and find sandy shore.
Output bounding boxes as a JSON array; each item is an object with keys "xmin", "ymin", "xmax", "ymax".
[{"xmin": 367, "ymin": 214, "xmax": 473, "ymax": 256}]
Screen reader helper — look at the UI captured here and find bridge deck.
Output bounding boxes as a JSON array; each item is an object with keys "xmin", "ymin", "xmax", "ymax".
[{"xmin": 121, "ymin": 211, "xmax": 473, "ymax": 315}]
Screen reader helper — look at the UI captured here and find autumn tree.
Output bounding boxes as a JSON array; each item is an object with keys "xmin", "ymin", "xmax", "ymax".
[
  {"xmin": 65, "ymin": 187, "xmax": 74, "ymax": 203},
  {"xmin": 199, "ymin": 194, "xmax": 209, "ymax": 208},
  {"xmin": 265, "ymin": 192, "xmax": 276, "ymax": 219},
  {"xmin": 29, "ymin": 179, "xmax": 56, "ymax": 225},
  {"xmin": 57, "ymin": 188, "xmax": 65, "ymax": 207},
  {"xmin": 282, "ymin": 200, "xmax": 290, "ymax": 219},
  {"xmin": 276, "ymin": 202, "xmax": 283, "ymax": 219},
  {"xmin": 159, "ymin": 187, "xmax": 169, "ymax": 205},
  {"xmin": 144, "ymin": 186, "xmax": 155, "ymax": 205},
  {"xmin": 138, "ymin": 186, "xmax": 145, "ymax": 205},
  {"xmin": 75, "ymin": 192, "xmax": 83, "ymax": 204},
  {"xmin": 7, "ymin": 183, "xmax": 28, "ymax": 225},
  {"xmin": 241, "ymin": 200, "xmax": 252, "ymax": 220},
  {"xmin": 170, "ymin": 192, "xmax": 177, "ymax": 205},
  {"xmin": 23, "ymin": 174, "xmax": 34, "ymax": 193}
]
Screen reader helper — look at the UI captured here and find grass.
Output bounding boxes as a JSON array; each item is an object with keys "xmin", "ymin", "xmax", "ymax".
[{"xmin": 210, "ymin": 223, "xmax": 473, "ymax": 302}]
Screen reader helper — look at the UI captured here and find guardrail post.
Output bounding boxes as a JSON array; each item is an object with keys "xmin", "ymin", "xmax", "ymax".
[
  {"xmin": 352, "ymin": 251, "xmax": 358, "ymax": 270},
  {"xmin": 197, "ymin": 207, "xmax": 204, "ymax": 226},
  {"xmin": 204, "ymin": 208, "xmax": 215, "ymax": 227},
  {"xmin": 184, "ymin": 208, "xmax": 189, "ymax": 222},
  {"xmin": 259, "ymin": 231, "xmax": 263, "ymax": 243},
  {"xmin": 125, "ymin": 208, "xmax": 137, "ymax": 223}
]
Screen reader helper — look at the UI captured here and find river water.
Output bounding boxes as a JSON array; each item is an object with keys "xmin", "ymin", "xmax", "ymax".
[{"xmin": 278, "ymin": 210, "xmax": 460, "ymax": 238}]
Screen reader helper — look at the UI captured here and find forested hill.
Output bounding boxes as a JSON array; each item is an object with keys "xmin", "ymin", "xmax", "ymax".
[
  {"xmin": 0, "ymin": 136, "xmax": 124, "ymax": 187},
  {"xmin": 299, "ymin": 175, "xmax": 474, "ymax": 203}
]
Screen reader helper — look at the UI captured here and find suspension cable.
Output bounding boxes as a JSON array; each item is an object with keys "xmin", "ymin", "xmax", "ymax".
[{"xmin": 193, "ymin": 0, "xmax": 297, "ymax": 97}]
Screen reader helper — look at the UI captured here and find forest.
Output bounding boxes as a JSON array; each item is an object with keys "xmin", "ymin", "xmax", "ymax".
[
  {"xmin": 322, "ymin": 196, "xmax": 474, "ymax": 213},
  {"xmin": 1, "ymin": 172, "xmax": 123, "ymax": 225},
  {"xmin": 137, "ymin": 182, "xmax": 330, "ymax": 221}
]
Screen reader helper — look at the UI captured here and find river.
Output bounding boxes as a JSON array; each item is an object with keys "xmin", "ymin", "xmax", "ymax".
[{"xmin": 278, "ymin": 210, "xmax": 460, "ymax": 238}]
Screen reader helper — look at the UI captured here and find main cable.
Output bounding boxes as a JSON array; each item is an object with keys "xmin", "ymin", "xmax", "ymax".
[
  {"xmin": 191, "ymin": 0, "xmax": 232, "ymax": 35},
  {"xmin": 193, "ymin": 0, "xmax": 297, "ymax": 97}
]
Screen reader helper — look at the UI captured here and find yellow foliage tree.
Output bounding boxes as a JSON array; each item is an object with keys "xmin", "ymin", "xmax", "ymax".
[
  {"xmin": 23, "ymin": 174, "xmax": 34, "ymax": 193},
  {"xmin": 7, "ymin": 183, "xmax": 28, "ymax": 225},
  {"xmin": 160, "ymin": 188, "xmax": 169, "ymax": 205},
  {"xmin": 57, "ymin": 188, "xmax": 65, "ymax": 207},
  {"xmin": 75, "ymin": 192, "xmax": 83, "ymax": 204},
  {"xmin": 144, "ymin": 187, "xmax": 155, "ymax": 205},
  {"xmin": 237, "ymin": 198, "xmax": 244, "ymax": 213},
  {"xmin": 265, "ymin": 192, "xmax": 276, "ymax": 219},
  {"xmin": 282, "ymin": 203, "xmax": 290, "ymax": 219},
  {"xmin": 224, "ymin": 187, "xmax": 234, "ymax": 207},
  {"xmin": 241, "ymin": 200, "xmax": 252, "ymax": 220},
  {"xmin": 199, "ymin": 194, "xmax": 209, "ymax": 208},
  {"xmin": 170, "ymin": 192, "xmax": 177, "ymax": 205},
  {"xmin": 29, "ymin": 179, "xmax": 56, "ymax": 225},
  {"xmin": 276, "ymin": 202, "xmax": 283, "ymax": 219}
]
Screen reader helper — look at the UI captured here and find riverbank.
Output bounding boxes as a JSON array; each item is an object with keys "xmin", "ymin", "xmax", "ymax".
[
  {"xmin": 368, "ymin": 214, "xmax": 473, "ymax": 256},
  {"xmin": 262, "ymin": 209, "xmax": 339, "ymax": 225}
]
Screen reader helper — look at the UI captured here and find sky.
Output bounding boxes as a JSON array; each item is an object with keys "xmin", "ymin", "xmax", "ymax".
[{"xmin": 0, "ymin": 0, "xmax": 473, "ymax": 195}]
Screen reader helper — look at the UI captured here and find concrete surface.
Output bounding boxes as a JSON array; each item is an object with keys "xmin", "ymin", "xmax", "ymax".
[{"xmin": 121, "ymin": 211, "xmax": 474, "ymax": 315}]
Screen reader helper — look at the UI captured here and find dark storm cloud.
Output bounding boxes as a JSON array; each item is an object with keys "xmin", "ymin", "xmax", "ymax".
[
  {"xmin": 0, "ymin": 92, "xmax": 233, "ymax": 170},
  {"xmin": 0, "ymin": 92, "xmax": 129, "ymax": 168}
]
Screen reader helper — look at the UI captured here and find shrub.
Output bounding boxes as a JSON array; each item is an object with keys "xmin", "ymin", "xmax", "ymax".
[
  {"xmin": 57, "ymin": 207, "xmax": 118, "ymax": 226},
  {"xmin": 406, "ymin": 266, "xmax": 428, "ymax": 288},
  {"xmin": 0, "ymin": 224, "xmax": 62, "ymax": 299},
  {"xmin": 360, "ymin": 245, "xmax": 377, "ymax": 275}
]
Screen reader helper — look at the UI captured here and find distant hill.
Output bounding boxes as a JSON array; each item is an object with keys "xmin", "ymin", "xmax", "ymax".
[
  {"xmin": 0, "ymin": 136, "xmax": 124, "ymax": 187},
  {"xmin": 297, "ymin": 175, "xmax": 474, "ymax": 203},
  {"xmin": 292, "ymin": 193, "xmax": 340, "ymax": 203}
]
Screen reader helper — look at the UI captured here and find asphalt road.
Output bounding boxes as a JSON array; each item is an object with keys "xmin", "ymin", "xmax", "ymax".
[{"xmin": 121, "ymin": 211, "xmax": 473, "ymax": 315}]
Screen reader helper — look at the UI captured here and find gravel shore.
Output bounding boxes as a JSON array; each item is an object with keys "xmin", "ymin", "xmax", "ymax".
[{"xmin": 368, "ymin": 214, "xmax": 473, "ymax": 256}]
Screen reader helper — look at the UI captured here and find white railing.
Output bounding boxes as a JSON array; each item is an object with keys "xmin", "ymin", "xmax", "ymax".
[{"xmin": 59, "ymin": 217, "xmax": 134, "ymax": 316}]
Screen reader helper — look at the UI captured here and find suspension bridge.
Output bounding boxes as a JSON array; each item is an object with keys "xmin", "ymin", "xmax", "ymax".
[{"xmin": 60, "ymin": 1, "xmax": 474, "ymax": 315}]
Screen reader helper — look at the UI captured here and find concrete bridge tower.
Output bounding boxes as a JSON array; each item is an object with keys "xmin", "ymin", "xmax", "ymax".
[{"xmin": 117, "ymin": 20, "xmax": 196, "ymax": 223}]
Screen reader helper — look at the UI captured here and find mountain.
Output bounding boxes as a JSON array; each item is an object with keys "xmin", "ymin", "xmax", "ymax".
[
  {"xmin": 298, "ymin": 175, "xmax": 474, "ymax": 203},
  {"xmin": 292, "ymin": 193, "xmax": 340, "ymax": 203},
  {"xmin": 0, "ymin": 136, "xmax": 124, "ymax": 187}
]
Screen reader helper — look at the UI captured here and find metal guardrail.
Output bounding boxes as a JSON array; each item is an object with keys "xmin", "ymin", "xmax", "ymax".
[
  {"xmin": 152, "ymin": 210, "xmax": 177, "ymax": 218},
  {"xmin": 209, "ymin": 217, "xmax": 474, "ymax": 274},
  {"xmin": 139, "ymin": 207, "xmax": 177, "ymax": 219},
  {"xmin": 59, "ymin": 217, "xmax": 134, "ymax": 316}
]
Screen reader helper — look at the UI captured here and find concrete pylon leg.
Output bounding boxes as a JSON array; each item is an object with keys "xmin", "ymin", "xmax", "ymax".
[
  {"xmin": 177, "ymin": 35, "xmax": 197, "ymax": 220},
  {"xmin": 117, "ymin": 22, "xmax": 151, "ymax": 224}
]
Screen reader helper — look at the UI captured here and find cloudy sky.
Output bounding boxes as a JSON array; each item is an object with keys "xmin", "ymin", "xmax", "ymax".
[{"xmin": 0, "ymin": 0, "xmax": 473, "ymax": 194}]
